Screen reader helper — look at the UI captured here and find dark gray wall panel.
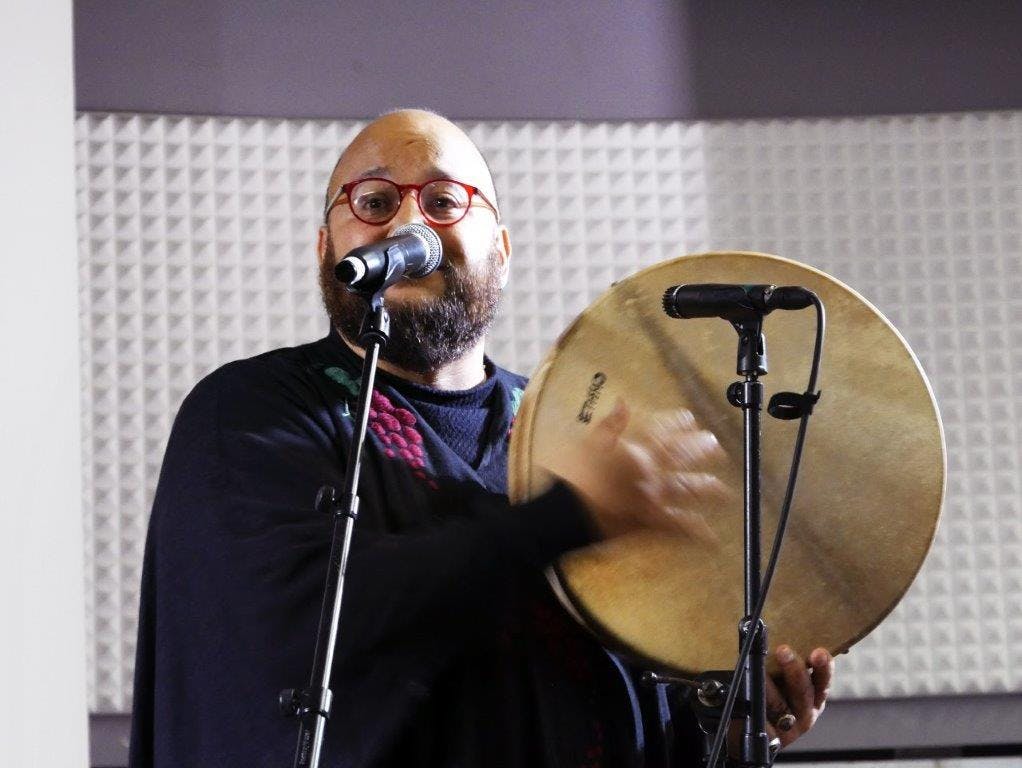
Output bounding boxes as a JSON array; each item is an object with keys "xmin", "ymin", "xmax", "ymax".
[
  {"xmin": 89, "ymin": 697, "xmax": 1022, "ymax": 767},
  {"xmin": 73, "ymin": 0, "xmax": 693, "ymax": 119},
  {"xmin": 683, "ymin": 0, "xmax": 1022, "ymax": 119},
  {"xmin": 74, "ymin": 1, "xmax": 1022, "ymax": 120}
]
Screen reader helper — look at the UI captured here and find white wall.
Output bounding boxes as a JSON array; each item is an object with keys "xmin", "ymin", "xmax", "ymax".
[{"xmin": 0, "ymin": 1, "xmax": 89, "ymax": 765}]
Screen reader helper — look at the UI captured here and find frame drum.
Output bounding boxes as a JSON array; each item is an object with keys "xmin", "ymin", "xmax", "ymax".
[{"xmin": 508, "ymin": 252, "xmax": 945, "ymax": 675}]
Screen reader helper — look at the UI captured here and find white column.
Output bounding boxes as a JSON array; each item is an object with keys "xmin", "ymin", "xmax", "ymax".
[{"xmin": 0, "ymin": 1, "xmax": 89, "ymax": 766}]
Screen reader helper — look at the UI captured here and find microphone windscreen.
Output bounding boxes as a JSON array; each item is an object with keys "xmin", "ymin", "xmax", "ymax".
[
  {"xmin": 662, "ymin": 285, "xmax": 685, "ymax": 318},
  {"xmin": 392, "ymin": 222, "xmax": 442, "ymax": 276},
  {"xmin": 768, "ymin": 286, "xmax": 814, "ymax": 310}
]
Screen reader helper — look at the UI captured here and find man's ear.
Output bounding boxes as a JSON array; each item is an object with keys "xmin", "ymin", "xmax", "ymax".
[
  {"xmin": 497, "ymin": 225, "xmax": 512, "ymax": 289},
  {"xmin": 317, "ymin": 226, "xmax": 330, "ymax": 266}
]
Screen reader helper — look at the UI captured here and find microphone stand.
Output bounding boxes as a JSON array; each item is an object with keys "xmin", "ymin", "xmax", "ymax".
[
  {"xmin": 651, "ymin": 285, "xmax": 824, "ymax": 768},
  {"xmin": 728, "ymin": 316, "xmax": 773, "ymax": 768},
  {"xmin": 279, "ymin": 292, "xmax": 390, "ymax": 768},
  {"xmin": 649, "ymin": 316, "xmax": 776, "ymax": 767}
]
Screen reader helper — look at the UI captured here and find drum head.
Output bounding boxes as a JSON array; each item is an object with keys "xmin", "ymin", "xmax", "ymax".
[{"xmin": 508, "ymin": 252, "xmax": 945, "ymax": 674}]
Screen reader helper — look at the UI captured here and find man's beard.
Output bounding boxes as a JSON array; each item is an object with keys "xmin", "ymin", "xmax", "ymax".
[{"xmin": 318, "ymin": 234, "xmax": 503, "ymax": 374}]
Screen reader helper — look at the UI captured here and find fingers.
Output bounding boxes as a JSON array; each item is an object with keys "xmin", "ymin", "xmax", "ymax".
[
  {"xmin": 628, "ymin": 460, "xmax": 725, "ymax": 542},
  {"xmin": 765, "ymin": 667, "xmax": 802, "ymax": 748},
  {"xmin": 809, "ymin": 647, "xmax": 834, "ymax": 710},
  {"xmin": 621, "ymin": 415, "xmax": 728, "ymax": 542},
  {"xmin": 646, "ymin": 410, "xmax": 725, "ymax": 468},
  {"xmin": 606, "ymin": 405, "xmax": 726, "ymax": 476},
  {"xmin": 657, "ymin": 431, "xmax": 725, "ymax": 470},
  {"xmin": 567, "ymin": 402, "xmax": 729, "ymax": 542},
  {"xmin": 764, "ymin": 673, "xmax": 793, "ymax": 730},
  {"xmin": 775, "ymin": 645, "xmax": 816, "ymax": 735},
  {"xmin": 663, "ymin": 471, "xmax": 730, "ymax": 506},
  {"xmin": 763, "ymin": 645, "xmax": 834, "ymax": 748},
  {"xmin": 648, "ymin": 407, "xmax": 698, "ymax": 434},
  {"xmin": 630, "ymin": 411, "xmax": 728, "ymax": 506}
]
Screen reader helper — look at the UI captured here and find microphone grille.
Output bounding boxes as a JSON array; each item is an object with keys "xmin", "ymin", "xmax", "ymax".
[
  {"xmin": 392, "ymin": 222, "xmax": 442, "ymax": 276},
  {"xmin": 662, "ymin": 286, "xmax": 683, "ymax": 318}
]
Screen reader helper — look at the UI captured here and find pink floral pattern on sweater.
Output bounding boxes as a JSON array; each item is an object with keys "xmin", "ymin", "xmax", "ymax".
[
  {"xmin": 368, "ymin": 389, "xmax": 439, "ymax": 491},
  {"xmin": 321, "ymin": 365, "xmax": 437, "ymax": 490}
]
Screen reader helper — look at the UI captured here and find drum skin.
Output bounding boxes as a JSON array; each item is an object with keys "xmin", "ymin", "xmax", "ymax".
[{"xmin": 508, "ymin": 252, "xmax": 945, "ymax": 676}]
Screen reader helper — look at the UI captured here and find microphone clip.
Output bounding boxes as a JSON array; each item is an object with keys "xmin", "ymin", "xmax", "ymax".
[
  {"xmin": 767, "ymin": 390, "xmax": 821, "ymax": 420},
  {"xmin": 731, "ymin": 318, "xmax": 768, "ymax": 377}
]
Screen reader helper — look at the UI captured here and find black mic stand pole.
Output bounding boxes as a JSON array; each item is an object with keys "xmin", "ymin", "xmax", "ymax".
[
  {"xmin": 728, "ymin": 317, "xmax": 772, "ymax": 768},
  {"xmin": 648, "ymin": 317, "xmax": 775, "ymax": 767},
  {"xmin": 279, "ymin": 292, "xmax": 390, "ymax": 768}
]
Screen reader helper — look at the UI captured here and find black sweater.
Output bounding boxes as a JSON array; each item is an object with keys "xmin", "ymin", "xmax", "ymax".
[{"xmin": 128, "ymin": 329, "xmax": 701, "ymax": 767}]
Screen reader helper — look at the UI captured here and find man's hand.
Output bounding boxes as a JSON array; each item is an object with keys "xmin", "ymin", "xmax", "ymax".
[
  {"xmin": 765, "ymin": 645, "xmax": 834, "ymax": 747},
  {"xmin": 554, "ymin": 398, "xmax": 728, "ymax": 542}
]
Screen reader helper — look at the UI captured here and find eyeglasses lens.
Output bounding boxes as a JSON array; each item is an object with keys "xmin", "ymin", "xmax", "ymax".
[{"xmin": 349, "ymin": 179, "xmax": 471, "ymax": 225}]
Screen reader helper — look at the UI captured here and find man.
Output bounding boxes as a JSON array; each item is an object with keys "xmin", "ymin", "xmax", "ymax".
[{"xmin": 129, "ymin": 109, "xmax": 832, "ymax": 767}]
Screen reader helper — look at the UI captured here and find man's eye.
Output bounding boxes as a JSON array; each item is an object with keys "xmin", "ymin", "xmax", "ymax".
[
  {"xmin": 356, "ymin": 194, "xmax": 393, "ymax": 211},
  {"xmin": 425, "ymin": 194, "xmax": 459, "ymax": 210}
]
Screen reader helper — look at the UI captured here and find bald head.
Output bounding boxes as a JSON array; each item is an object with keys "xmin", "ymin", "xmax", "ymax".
[{"xmin": 324, "ymin": 109, "xmax": 498, "ymax": 220}]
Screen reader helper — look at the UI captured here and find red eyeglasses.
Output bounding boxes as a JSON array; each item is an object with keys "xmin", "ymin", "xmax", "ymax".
[{"xmin": 324, "ymin": 177, "xmax": 500, "ymax": 227}]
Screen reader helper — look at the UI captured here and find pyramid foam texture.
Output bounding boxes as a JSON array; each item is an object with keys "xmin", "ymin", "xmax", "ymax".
[{"xmin": 76, "ymin": 111, "xmax": 1022, "ymax": 711}]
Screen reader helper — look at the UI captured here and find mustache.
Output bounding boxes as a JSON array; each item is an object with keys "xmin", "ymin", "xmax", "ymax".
[{"xmin": 325, "ymin": 232, "xmax": 459, "ymax": 274}]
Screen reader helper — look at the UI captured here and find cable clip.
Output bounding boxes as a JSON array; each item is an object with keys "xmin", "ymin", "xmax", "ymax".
[
  {"xmin": 315, "ymin": 485, "xmax": 359, "ymax": 520},
  {"xmin": 278, "ymin": 686, "xmax": 333, "ymax": 720},
  {"xmin": 767, "ymin": 390, "xmax": 821, "ymax": 420}
]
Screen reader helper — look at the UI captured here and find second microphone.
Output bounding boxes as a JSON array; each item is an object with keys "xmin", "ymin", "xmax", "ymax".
[{"xmin": 662, "ymin": 283, "xmax": 814, "ymax": 322}]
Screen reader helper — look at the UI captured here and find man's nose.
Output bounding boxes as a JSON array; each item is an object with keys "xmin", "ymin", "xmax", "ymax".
[{"xmin": 387, "ymin": 190, "xmax": 425, "ymax": 232}]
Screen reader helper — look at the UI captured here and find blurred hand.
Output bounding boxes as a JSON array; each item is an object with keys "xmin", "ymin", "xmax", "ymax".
[{"xmin": 555, "ymin": 398, "xmax": 727, "ymax": 542}]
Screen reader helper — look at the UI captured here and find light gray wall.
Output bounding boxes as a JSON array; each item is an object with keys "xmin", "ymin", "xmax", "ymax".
[
  {"xmin": 1, "ymin": 1, "xmax": 89, "ymax": 766},
  {"xmin": 74, "ymin": 0, "xmax": 1022, "ymax": 120}
]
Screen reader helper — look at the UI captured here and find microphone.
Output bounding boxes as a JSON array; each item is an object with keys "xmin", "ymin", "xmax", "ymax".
[
  {"xmin": 334, "ymin": 222, "xmax": 443, "ymax": 292},
  {"xmin": 662, "ymin": 284, "xmax": 813, "ymax": 321}
]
